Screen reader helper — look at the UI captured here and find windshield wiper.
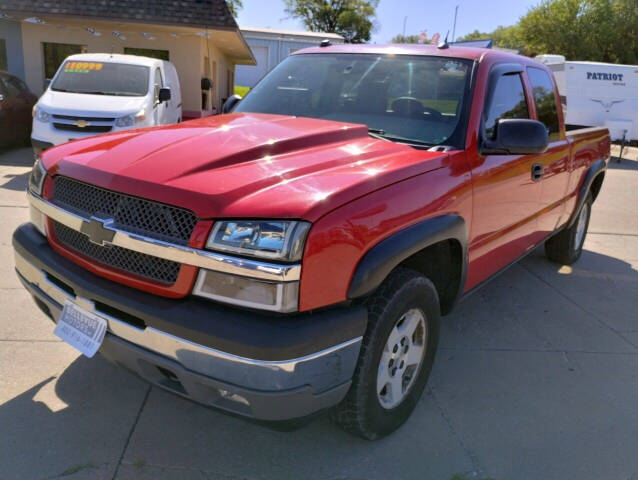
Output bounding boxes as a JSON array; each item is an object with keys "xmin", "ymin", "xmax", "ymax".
[{"xmin": 367, "ymin": 128, "xmax": 433, "ymax": 148}]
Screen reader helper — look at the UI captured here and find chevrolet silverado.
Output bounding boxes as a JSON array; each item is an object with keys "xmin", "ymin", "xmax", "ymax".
[{"xmin": 13, "ymin": 44, "xmax": 610, "ymax": 439}]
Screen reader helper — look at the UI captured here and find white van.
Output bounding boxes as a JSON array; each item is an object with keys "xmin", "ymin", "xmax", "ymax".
[
  {"xmin": 31, "ymin": 53, "xmax": 182, "ymax": 154},
  {"xmin": 536, "ymin": 55, "xmax": 638, "ymax": 141}
]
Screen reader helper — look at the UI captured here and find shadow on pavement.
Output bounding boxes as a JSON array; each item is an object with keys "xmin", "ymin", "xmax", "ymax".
[
  {"xmin": 1, "ymin": 171, "xmax": 30, "ymax": 191},
  {"xmin": 609, "ymin": 156, "xmax": 638, "ymax": 171},
  {"xmin": 0, "ymin": 354, "xmax": 148, "ymax": 480},
  {"xmin": 0, "ymin": 147, "xmax": 34, "ymax": 167}
]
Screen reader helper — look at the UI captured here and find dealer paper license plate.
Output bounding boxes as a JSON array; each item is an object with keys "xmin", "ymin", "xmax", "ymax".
[{"xmin": 54, "ymin": 301, "xmax": 107, "ymax": 358}]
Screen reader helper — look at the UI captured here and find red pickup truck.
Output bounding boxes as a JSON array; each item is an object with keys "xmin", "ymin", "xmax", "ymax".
[{"xmin": 14, "ymin": 44, "xmax": 610, "ymax": 439}]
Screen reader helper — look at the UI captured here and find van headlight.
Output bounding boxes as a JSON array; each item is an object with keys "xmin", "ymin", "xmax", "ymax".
[
  {"xmin": 115, "ymin": 109, "xmax": 146, "ymax": 127},
  {"xmin": 206, "ymin": 220, "xmax": 310, "ymax": 261},
  {"xmin": 32, "ymin": 106, "xmax": 50, "ymax": 123},
  {"xmin": 29, "ymin": 156, "xmax": 47, "ymax": 195}
]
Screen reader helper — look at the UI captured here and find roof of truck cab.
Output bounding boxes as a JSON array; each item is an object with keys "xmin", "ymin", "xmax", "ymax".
[
  {"xmin": 63, "ymin": 53, "xmax": 166, "ymax": 67},
  {"xmin": 293, "ymin": 43, "xmax": 533, "ymax": 64}
]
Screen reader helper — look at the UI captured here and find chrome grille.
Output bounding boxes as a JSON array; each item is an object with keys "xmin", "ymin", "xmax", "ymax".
[
  {"xmin": 53, "ymin": 221, "xmax": 181, "ymax": 284},
  {"xmin": 52, "ymin": 176, "xmax": 198, "ymax": 246}
]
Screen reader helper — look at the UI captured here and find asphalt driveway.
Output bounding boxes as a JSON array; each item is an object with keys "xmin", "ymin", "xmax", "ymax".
[{"xmin": 1, "ymin": 145, "xmax": 637, "ymax": 480}]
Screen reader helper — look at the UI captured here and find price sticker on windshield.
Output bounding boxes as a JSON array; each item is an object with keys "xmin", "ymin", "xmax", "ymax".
[{"xmin": 64, "ymin": 62, "xmax": 104, "ymax": 74}]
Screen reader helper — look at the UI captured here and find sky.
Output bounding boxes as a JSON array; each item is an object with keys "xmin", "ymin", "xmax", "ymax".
[{"xmin": 237, "ymin": 0, "xmax": 540, "ymax": 43}]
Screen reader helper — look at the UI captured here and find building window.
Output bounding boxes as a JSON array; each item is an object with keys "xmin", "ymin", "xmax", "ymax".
[
  {"xmin": 124, "ymin": 48, "xmax": 169, "ymax": 61},
  {"xmin": 0, "ymin": 39, "xmax": 7, "ymax": 71},
  {"xmin": 43, "ymin": 42, "xmax": 86, "ymax": 80}
]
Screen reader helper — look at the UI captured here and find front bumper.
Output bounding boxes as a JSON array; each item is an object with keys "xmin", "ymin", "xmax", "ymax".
[
  {"xmin": 31, "ymin": 138, "xmax": 54, "ymax": 156},
  {"xmin": 13, "ymin": 223, "xmax": 367, "ymax": 420}
]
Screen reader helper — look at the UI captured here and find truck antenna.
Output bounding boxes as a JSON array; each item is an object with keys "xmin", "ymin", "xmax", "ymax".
[{"xmin": 438, "ymin": 31, "xmax": 450, "ymax": 49}]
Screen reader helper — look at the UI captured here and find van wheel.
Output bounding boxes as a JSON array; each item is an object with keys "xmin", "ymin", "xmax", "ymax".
[
  {"xmin": 545, "ymin": 192, "xmax": 592, "ymax": 265},
  {"xmin": 333, "ymin": 268, "xmax": 440, "ymax": 440}
]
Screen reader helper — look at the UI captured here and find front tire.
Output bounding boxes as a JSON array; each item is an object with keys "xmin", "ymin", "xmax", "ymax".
[
  {"xmin": 545, "ymin": 192, "xmax": 592, "ymax": 265},
  {"xmin": 333, "ymin": 268, "xmax": 440, "ymax": 440}
]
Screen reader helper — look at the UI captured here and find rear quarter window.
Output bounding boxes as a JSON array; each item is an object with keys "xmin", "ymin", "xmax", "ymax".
[{"xmin": 527, "ymin": 67, "xmax": 561, "ymax": 141}]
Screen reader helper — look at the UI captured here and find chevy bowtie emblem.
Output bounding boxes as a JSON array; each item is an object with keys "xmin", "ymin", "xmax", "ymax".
[
  {"xmin": 80, "ymin": 217, "xmax": 115, "ymax": 246},
  {"xmin": 74, "ymin": 120, "xmax": 90, "ymax": 128}
]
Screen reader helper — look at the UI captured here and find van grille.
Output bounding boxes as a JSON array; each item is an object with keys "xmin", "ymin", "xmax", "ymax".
[{"xmin": 53, "ymin": 123, "xmax": 112, "ymax": 133}]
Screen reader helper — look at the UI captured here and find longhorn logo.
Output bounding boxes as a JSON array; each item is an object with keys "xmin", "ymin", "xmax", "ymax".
[{"xmin": 589, "ymin": 98, "xmax": 624, "ymax": 113}]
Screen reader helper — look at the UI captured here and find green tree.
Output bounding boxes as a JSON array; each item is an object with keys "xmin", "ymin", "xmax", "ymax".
[
  {"xmin": 283, "ymin": 0, "xmax": 379, "ymax": 43},
  {"xmin": 456, "ymin": 26, "xmax": 523, "ymax": 51},
  {"xmin": 517, "ymin": 0, "xmax": 637, "ymax": 62},
  {"xmin": 455, "ymin": 30, "xmax": 490, "ymax": 42},
  {"xmin": 390, "ymin": 34, "xmax": 422, "ymax": 44},
  {"xmin": 226, "ymin": 0, "xmax": 243, "ymax": 17},
  {"xmin": 456, "ymin": 0, "xmax": 637, "ymax": 63}
]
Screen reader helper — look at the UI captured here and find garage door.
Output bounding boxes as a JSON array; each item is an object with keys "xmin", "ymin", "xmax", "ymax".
[{"xmin": 235, "ymin": 46, "xmax": 269, "ymax": 88}]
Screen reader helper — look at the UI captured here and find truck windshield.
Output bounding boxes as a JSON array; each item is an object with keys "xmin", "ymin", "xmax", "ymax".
[
  {"xmin": 235, "ymin": 53, "xmax": 473, "ymax": 147},
  {"xmin": 51, "ymin": 61, "xmax": 149, "ymax": 96}
]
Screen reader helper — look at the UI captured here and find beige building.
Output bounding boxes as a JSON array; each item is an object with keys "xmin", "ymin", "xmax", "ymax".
[{"xmin": 0, "ymin": 0, "xmax": 255, "ymax": 117}]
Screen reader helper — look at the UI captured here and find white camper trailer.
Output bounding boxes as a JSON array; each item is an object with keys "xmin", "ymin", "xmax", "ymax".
[{"xmin": 536, "ymin": 55, "xmax": 638, "ymax": 142}]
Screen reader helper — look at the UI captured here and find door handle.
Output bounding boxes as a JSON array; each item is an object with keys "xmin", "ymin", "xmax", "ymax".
[{"xmin": 531, "ymin": 163, "xmax": 544, "ymax": 182}]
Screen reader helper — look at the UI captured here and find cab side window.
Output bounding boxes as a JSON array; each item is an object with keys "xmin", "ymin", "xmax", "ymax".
[
  {"xmin": 484, "ymin": 73, "xmax": 529, "ymax": 139},
  {"xmin": 527, "ymin": 67, "xmax": 560, "ymax": 141}
]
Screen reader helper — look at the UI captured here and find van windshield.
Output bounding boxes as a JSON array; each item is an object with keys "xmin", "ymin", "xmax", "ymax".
[
  {"xmin": 234, "ymin": 53, "xmax": 473, "ymax": 147},
  {"xmin": 51, "ymin": 61, "xmax": 149, "ymax": 96}
]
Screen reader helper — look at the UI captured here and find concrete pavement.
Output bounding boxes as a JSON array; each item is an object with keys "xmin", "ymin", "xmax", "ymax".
[{"xmin": 1, "ymin": 146, "xmax": 637, "ymax": 480}]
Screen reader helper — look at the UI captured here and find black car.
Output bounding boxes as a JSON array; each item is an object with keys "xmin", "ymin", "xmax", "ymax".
[{"xmin": 0, "ymin": 71, "xmax": 37, "ymax": 149}]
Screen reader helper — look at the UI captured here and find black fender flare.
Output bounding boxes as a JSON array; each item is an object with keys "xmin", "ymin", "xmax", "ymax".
[
  {"xmin": 347, "ymin": 214, "xmax": 468, "ymax": 307},
  {"xmin": 567, "ymin": 158, "xmax": 606, "ymax": 227}
]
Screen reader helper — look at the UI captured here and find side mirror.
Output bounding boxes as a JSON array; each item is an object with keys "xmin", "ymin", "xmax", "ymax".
[
  {"xmin": 222, "ymin": 94, "xmax": 242, "ymax": 114},
  {"xmin": 158, "ymin": 87, "xmax": 171, "ymax": 103},
  {"xmin": 201, "ymin": 78, "xmax": 212, "ymax": 90},
  {"xmin": 480, "ymin": 118, "xmax": 549, "ymax": 155}
]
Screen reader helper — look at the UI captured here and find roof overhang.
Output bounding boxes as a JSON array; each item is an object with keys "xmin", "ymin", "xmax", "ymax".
[{"xmin": 1, "ymin": 11, "xmax": 255, "ymax": 65}]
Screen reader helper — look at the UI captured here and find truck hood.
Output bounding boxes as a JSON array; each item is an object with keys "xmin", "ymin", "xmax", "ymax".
[
  {"xmin": 42, "ymin": 113, "xmax": 450, "ymax": 221},
  {"xmin": 38, "ymin": 90, "xmax": 148, "ymax": 117}
]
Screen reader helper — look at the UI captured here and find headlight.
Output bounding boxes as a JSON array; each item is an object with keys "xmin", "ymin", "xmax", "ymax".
[
  {"xmin": 206, "ymin": 220, "xmax": 311, "ymax": 261},
  {"xmin": 32, "ymin": 106, "xmax": 50, "ymax": 123},
  {"xmin": 29, "ymin": 156, "xmax": 47, "ymax": 195},
  {"xmin": 115, "ymin": 109, "xmax": 146, "ymax": 127}
]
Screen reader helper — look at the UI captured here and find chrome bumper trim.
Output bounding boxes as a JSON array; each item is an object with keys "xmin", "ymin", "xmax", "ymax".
[
  {"xmin": 28, "ymin": 190, "xmax": 300, "ymax": 282},
  {"xmin": 15, "ymin": 248, "xmax": 361, "ymax": 392}
]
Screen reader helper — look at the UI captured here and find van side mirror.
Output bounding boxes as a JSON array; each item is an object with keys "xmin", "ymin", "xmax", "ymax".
[
  {"xmin": 201, "ymin": 78, "xmax": 212, "ymax": 90},
  {"xmin": 158, "ymin": 87, "xmax": 171, "ymax": 103},
  {"xmin": 480, "ymin": 119, "xmax": 549, "ymax": 155},
  {"xmin": 222, "ymin": 94, "xmax": 242, "ymax": 114}
]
